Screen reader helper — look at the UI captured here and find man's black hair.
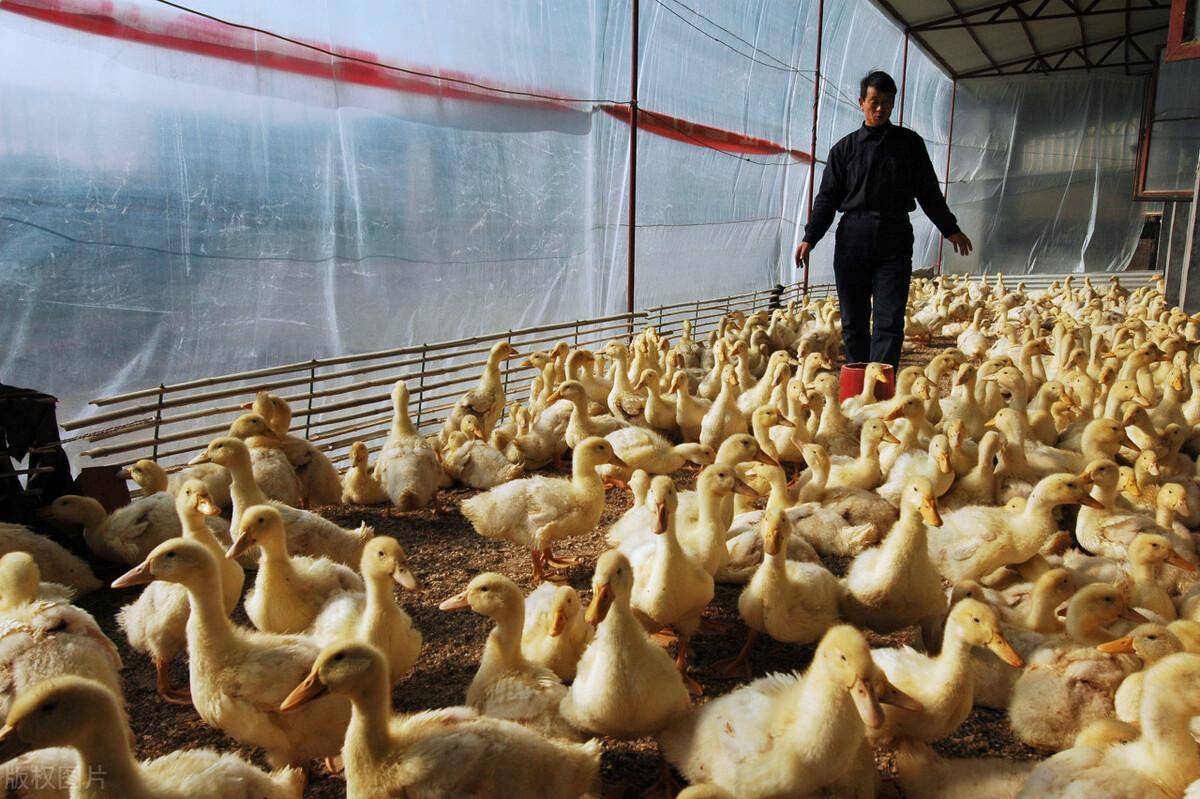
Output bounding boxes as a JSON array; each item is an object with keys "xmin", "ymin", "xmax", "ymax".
[{"xmin": 859, "ymin": 70, "xmax": 898, "ymax": 100}]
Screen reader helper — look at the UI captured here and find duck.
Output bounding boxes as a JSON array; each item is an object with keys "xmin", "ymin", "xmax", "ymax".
[
  {"xmin": 195, "ymin": 437, "xmax": 372, "ymax": 566},
  {"xmin": 1017, "ymin": 653, "xmax": 1200, "ymax": 798},
  {"xmin": 439, "ymin": 341, "xmax": 520, "ymax": 441},
  {"xmin": 927, "ymin": 472, "xmax": 1099, "ymax": 582},
  {"xmin": 44, "ymin": 490, "xmax": 230, "ymax": 567},
  {"xmin": 892, "ymin": 738, "xmax": 1035, "ymax": 799},
  {"xmin": 869, "ymin": 598, "xmax": 1023, "ymax": 743},
  {"xmin": 116, "ymin": 480, "xmax": 244, "ymax": 705},
  {"xmin": 792, "ymin": 443, "xmax": 897, "ymax": 550},
  {"xmin": 717, "ymin": 506, "xmax": 841, "ymax": 677},
  {"xmin": 671, "ymin": 371, "xmax": 712, "ymax": 442},
  {"xmin": 603, "ymin": 426, "xmax": 714, "ymax": 478},
  {"xmin": 877, "ymin": 433, "xmax": 955, "ymax": 505},
  {"xmin": 462, "ymin": 437, "xmax": 623, "ymax": 582},
  {"xmin": 941, "ymin": 430, "xmax": 1003, "ymax": 510},
  {"xmin": 1099, "ymin": 623, "xmax": 1185, "ymax": 724},
  {"xmin": 636, "ymin": 368, "xmax": 679, "ymax": 432},
  {"xmin": 0, "ymin": 522, "xmax": 100, "ymax": 595},
  {"xmin": 841, "ymin": 478, "xmax": 947, "ymax": 638},
  {"xmin": 280, "ymin": 641, "xmax": 600, "ymax": 799},
  {"xmin": 247, "ymin": 393, "xmax": 343, "ymax": 507},
  {"xmin": 0, "ymin": 553, "xmax": 124, "ymax": 722},
  {"xmin": 340, "ymin": 441, "xmax": 389, "ymax": 505},
  {"xmin": 602, "ymin": 342, "xmax": 648, "ymax": 424},
  {"xmin": 306, "ymin": 536, "xmax": 423, "ymax": 686},
  {"xmin": 0, "ymin": 677, "xmax": 304, "ymax": 799},
  {"xmin": 438, "ymin": 573, "xmax": 575, "ymax": 740},
  {"xmin": 1008, "ymin": 583, "xmax": 1144, "ymax": 751},
  {"xmin": 226, "ymin": 413, "xmax": 303, "ymax": 507},
  {"xmin": 826, "ymin": 418, "xmax": 898, "ymax": 492},
  {"xmin": 625, "ymin": 476, "xmax": 714, "ymax": 694},
  {"xmin": 441, "ymin": 420, "xmax": 525, "ymax": 489},
  {"xmin": 658, "ymin": 625, "xmax": 920, "ymax": 799},
  {"xmin": 547, "ymin": 380, "xmax": 629, "ymax": 449},
  {"xmin": 228, "ymin": 505, "xmax": 363, "ymax": 635},
  {"xmin": 560, "ymin": 549, "xmax": 690, "ymax": 739},
  {"xmin": 520, "ymin": 583, "xmax": 592, "ymax": 682},
  {"xmin": 112, "ymin": 538, "xmax": 350, "ymax": 768},
  {"xmin": 699, "ymin": 366, "xmax": 747, "ymax": 449},
  {"xmin": 841, "ymin": 362, "xmax": 892, "ymax": 418},
  {"xmin": 374, "ymin": 381, "xmax": 444, "ymax": 512},
  {"xmin": 123, "ymin": 457, "xmax": 232, "ymax": 513}
]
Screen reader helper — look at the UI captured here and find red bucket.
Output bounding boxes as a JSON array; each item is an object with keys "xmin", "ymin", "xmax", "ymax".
[{"xmin": 839, "ymin": 363, "xmax": 896, "ymax": 403}]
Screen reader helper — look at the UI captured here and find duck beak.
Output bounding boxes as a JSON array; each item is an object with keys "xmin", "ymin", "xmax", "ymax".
[
  {"xmin": 936, "ymin": 453, "xmax": 953, "ymax": 474},
  {"xmin": 196, "ymin": 498, "xmax": 220, "ymax": 516},
  {"xmin": 1121, "ymin": 607, "xmax": 1149, "ymax": 623},
  {"xmin": 1132, "ymin": 394, "xmax": 1151, "ymax": 407},
  {"xmin": 506, "ymin": 349, "xmax": 521, "ymax": 360},
  {"xmin": 755, "ymin": 451, "xmax": 781, "ymax": 468},
  {"xmin": 776, "ymin": 416, "xmax": 796, "ymax": 428},
  {"xmin": 881, "ymin": 427, "xmax": 901, "ymax": 445},
  {"xmin": 280, "ymin": 668, "xmax": 327, "ymax": 713},
  {"xmin": 764, "ymin": 526, "xmax": 783, "ymax": 556},
  {"xmin": 1097, "ymin": 635, "xmax": 1136, "ymax": 655},
  {"xmin": 189, "ymin": 452, "xmax": 211, "ymax": 465},
  {"xmin": 546, "ymin": 391, "xmax": 562, "ymax": 403},
  {"xmin": 988, "ymin": 632, "xmax": 1025, "ymax": 667},
  {"xmin": 733, "ymin": 478, "xmax": 761, "ymax": 498},
  {"xmin": 549, "ymin": 609, "xmax": 569, "ymax": 637},
  {"xmin": 1177, "ymin": 497, "xmax": 1192, "ymax": 516},
  {"xmin": 1166, "ymin": 550, "xmax": 1197, "ymax": 573},
  {"xmin": 880, "ymin": 680, "xmax": 923, "ymax": 712},
  {"xmin": 0, "ymin": 724, "xmax": 30, "ymax": 765},
  {"xmin": 111, "ymin": 560, "xmax": 154, "ymax": 589},
  {"xmin": 585, "ymin": 584, "xmax": 612, "ymax": 626},
  {"xmin": 1119, "ymin": 432, "xmax": 1138, "ymax": 450},
  {"xmin": 438, "ymin": 588, "xmax": 471, "ymax": 611},
  {"xmin": 851, "ymin": 678, "xmax": 885, "ymax": 729},
  {"xmin": 885, "ymin": 406, "xmax": 905, "ymax": 421},
  {"xmin": 610, "ymin": 454, "xmax": 630, "ymax": 470},
  {"xmin": 1078, "ymin": 493, "xmax": 1104, "ymax": 509},
  {"xmin": 984, "ymin": 415, "xmax": 998, "ymax": 429},
  {"xmin": 225, "ymin": 531, "xmax": 255, "ymax": 561},
  {"xmin": 1146, "ymin": 461, "xmax": 1161, "ymax": 477},
  {"xmin": 921, "ymin": 498, "xmax": 943, "ymax": 527},
  {"xmin": 392, "ymin": 564, "xmax": 422, "ymax": 591},
  {"xmin": 654, "ymin": 502, "xmax": 669, "ymax": 534},
  {"xmin": 117, "ymin": 467, "xmax": 131, "ymax": 480}
]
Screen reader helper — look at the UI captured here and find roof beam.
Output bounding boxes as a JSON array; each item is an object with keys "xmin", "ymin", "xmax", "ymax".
[
  {"xmin": 1059, "ymin": 1, "xmax": 1091, "ymax": 68},
  {"xmin": 957, "ymin": 20, "xmax": 1169, "ymax": 77},
  {"xmin": 910, "ymin": 0, "xmax": 1166, "ymax": 32},
  {"xmin": 944, "ymin": 0, "xmax": 1004, "ymax": 74},
  {"xmin": 871, "ymin": 0, "xmax": 960, "ymax": 78},
  {"xmin": 1013, "ymin": 5, "xmax": 1050, "ymax": 71}
]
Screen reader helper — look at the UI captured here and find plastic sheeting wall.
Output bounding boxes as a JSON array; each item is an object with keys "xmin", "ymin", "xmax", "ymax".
[
  {"xmin": 945, "ymin": 72, "xmax": 1155, "ymax": 275},
  {"xmin": 0, "ymin": 0, "xmax": 1146, "ymax": 428}
]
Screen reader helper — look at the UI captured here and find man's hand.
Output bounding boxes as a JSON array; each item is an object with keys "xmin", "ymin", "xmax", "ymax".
[
  {"xmin": 794, "ymin": 241, "xmax": 812, "ymax": 268},
  {"xmin": 948, "ymin": 232, "xmax": 973, "ymax": 257}
]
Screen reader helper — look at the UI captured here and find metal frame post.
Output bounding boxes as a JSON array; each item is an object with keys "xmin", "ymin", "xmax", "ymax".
[
  {"xmin": 305, "ymin": 360, "xmax": 316, "ymax": 438},
  {"xmin": 899, "ymin": 31, "xmax": 909, "ymax": 126},
  {"xmin": 936, "ymin": 79, "xmax": 958, "ymax": 275},
  {"xmin": 804, "ymin": 0, "xmax": 825, "ymax": 297},
  {"xmin": 152, "ymin": 384, "xmax": 165, "ymax": 460},
  {"xmin": 627, "ymin": 0, "xmax": 639, "ymax": 315}
]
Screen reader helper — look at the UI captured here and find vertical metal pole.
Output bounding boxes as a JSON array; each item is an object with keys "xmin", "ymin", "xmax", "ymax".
[
  {"xmin": 305, "ymin": 360, "xmax": 316, "ymax": 439},
  {"xmin": 152, "ymin": 384, "xmax": 165, "ymax": 460},
  {"xmin": 804, "ymin": 0, "xmax": 824, "ymax": 298},
  {"xmin": 415, "ymin": 345, "xmax": 428, "ymax": 429},
  {"xmin": 899, "ymin": 32, "xmax": 909, "ymax": 126},
  {"xmin": 936, "ymin": 79, "xmax": 957, "ymax": 275},
  {"xmin": 627, "ymin": 0, "xmax": 639, "ymax": 316}
]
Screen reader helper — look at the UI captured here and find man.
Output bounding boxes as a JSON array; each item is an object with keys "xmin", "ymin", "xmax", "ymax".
[{"xmin": 795, "ymin": 70, "xmax": 972, "ymax": 369}]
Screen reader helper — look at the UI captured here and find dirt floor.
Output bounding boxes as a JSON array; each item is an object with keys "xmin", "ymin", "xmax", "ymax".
[{"xmin": 71, "ymin": 334, "xmax": 1046, "ymax": 797}]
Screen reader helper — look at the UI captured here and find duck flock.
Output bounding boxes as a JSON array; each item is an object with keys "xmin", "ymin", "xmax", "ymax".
[{"xmin": 6, "ymin": 272, "xmax": 1200, "ymax": 797}]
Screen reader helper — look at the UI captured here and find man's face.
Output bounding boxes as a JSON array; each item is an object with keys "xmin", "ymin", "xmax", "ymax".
[{"xmin": 860, "ymin": 87, "xmax": 895, "ymax": 127}]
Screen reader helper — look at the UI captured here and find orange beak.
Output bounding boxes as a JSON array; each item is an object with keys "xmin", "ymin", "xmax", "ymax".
[
  {"xmin": 1096, "ymin": 636, "xmax": 1136, "ymax": 655},
  {"xmin": 279, "ymin": 668, "xmax": 328, "ymax": 712}
]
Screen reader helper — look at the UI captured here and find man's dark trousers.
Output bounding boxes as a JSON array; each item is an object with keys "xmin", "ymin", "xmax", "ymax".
[{"xmin": 832, "ymin": 210, "xmax": 913, "ymax": 369}]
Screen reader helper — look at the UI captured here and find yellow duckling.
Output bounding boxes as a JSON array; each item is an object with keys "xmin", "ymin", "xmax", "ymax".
[
  {"xmin": 439, "ymin": 341, "xmax": 520, "ymax": 441},
  {"xmin": 113, "ymin": 539, "xmax": 350, "ymax": 769},
  {"xmin": 438, "ymin": 573, "xmax": 575, "ymax": 740},
  {"xmin": 827, "ymin": 418, "xmax": 898, "ymax": 491},
  {"xmin": 869, "ymin": 598, "xmax": 1023, "ymax": 743},
  {"xmin": 340, "ymin": 441, "xmax": 389, "ymax": 505},
  {"xmin": 462, "ymin": 437, "xmax": 624, "ymax": 582},
  {"xmin": 123, "ymin": 457, "xmax": 232, "ymax": 514},
  {"xmin": 227, "ymin": 505, "xmax": 363, "ymax": 635},
  {"xmin": 0, "ymin": 677, "xmax": 303, "ymax": 798},
  {"xmin": 521, "ymin": 583, "xmax": 592, "ymax": 681},
  {"xmin": 226, "ymin": 413, "xmax": 302, "ymax": 507},
  {"xmin": 718, "ymin": 506, "xmax": 841, "ymax": 677},
  {"xmin": 281, "ymin": 641, "xmax": 600, "ymax": 799},
  {"xmin": 1098, "ymin": 623, "xmax": 1184, "ymax": 724},
  {"xmin": 561, "ymin": 550, "xmax": 690, "ymax": 739},
  {"xmin": 658, "ymin": 625, "xmax": 921, "ymax": 798},
  {"xmin": 375, "ymin": 381, "xmax": 444, "ymax": 512}
]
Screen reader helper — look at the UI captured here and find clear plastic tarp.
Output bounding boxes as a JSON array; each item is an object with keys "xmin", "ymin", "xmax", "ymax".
[
  {"xmin": 1144, "ymin": 50, "xmax": 1200, "ymax": 195},
  {"xmin": 0, "ymin": 0, "xmax": 1153, "ymax": 426}
]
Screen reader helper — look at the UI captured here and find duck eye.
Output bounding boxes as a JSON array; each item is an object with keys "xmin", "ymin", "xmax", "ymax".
[
  {"xmin": 333, "ymin": 653, "xmax": 344, "ymax": 662},
  {"xmin": 40, "ymin": 702, "xmax": 56, "ymax": 714},
  {"xmin": 165, "ymin": 552, "xmax": 176, "ymax": 559},
  {"xmin": 972, "ymin": 617, "xmax": 980, "ymax": 623}
]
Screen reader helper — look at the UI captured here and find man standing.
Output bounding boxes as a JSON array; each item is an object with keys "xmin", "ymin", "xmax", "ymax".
[{"xmin": 794, "ymin": 71, "xmax": 972, "ymax": 369}]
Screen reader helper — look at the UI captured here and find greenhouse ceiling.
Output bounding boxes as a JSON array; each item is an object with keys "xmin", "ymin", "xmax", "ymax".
[{"xmin": 874, "ymin": 0, "xmax": 1172, "ymax": 79}]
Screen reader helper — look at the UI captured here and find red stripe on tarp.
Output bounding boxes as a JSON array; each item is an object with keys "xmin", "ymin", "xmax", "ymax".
[
  {"xmin": 1, "ymin": 0, "xmax": 811, "ymax": 162},
  {"xmin": 603, "ymin": 105, "xmax": 811, "ymax": 162}
]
